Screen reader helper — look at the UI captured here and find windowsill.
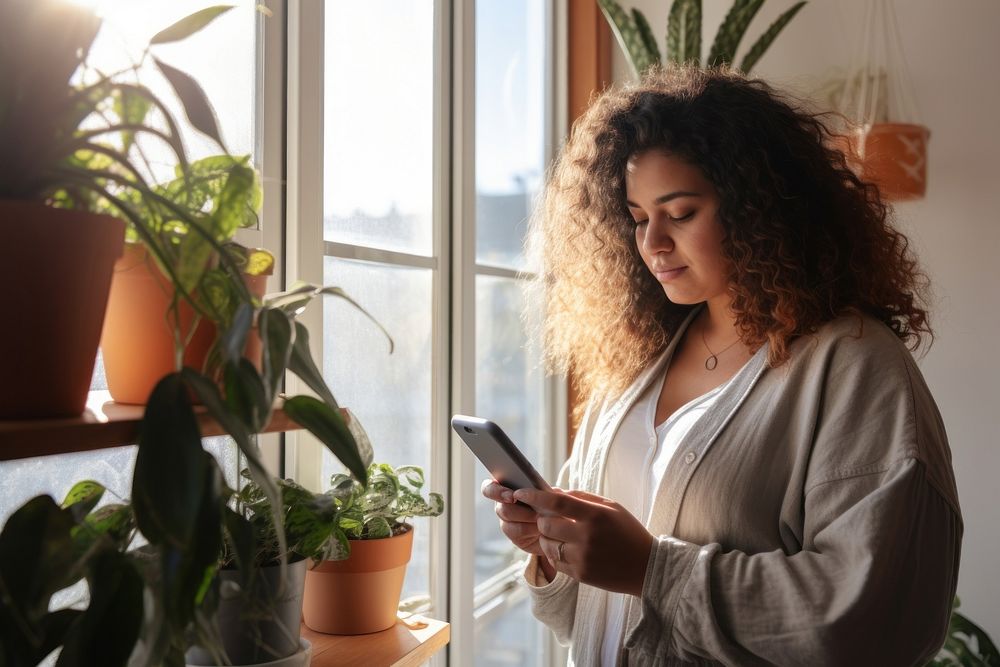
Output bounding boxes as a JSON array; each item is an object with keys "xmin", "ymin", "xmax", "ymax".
[
  {"xmin": 0, "ymin": 390, "xmax": 299, "ymax": 462},
  {"xmin": 302, "ymin": 616, "xmax": 450, "ymax": 666}
]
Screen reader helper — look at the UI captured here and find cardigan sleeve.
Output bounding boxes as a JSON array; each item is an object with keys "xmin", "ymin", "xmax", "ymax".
[
  {"xmin": 521, "ymin": 455, "xmax": 580, "ymax": 646},
  {"xmin": 625, "ymin": 456, "xmax": 961, "ymax": 665},
  {"xmin": 520, "ymin": 398, "xmax": 602, "ymax": 646},
  {"xmin": 624, "ymin": 323, "xmax": 963, "ymax": 665}
]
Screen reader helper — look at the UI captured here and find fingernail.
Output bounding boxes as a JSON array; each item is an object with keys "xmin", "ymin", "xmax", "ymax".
[{"xmin": 501, "ymin": 490, "xmax": 514, "ymax": 503}]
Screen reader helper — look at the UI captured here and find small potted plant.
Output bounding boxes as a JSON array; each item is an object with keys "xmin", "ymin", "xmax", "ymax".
[
  {"xmin": 185, "ymin": 470, "xmax": 315, "ymax": 667},
  {"xmin": 296, "ymin": 457, "xmax": 445, "ymax": 635}
]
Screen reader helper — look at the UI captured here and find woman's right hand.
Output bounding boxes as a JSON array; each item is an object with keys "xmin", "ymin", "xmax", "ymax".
[{"xmin": 481, "ymin": 479, "xmax": 545, "ymax": 557}]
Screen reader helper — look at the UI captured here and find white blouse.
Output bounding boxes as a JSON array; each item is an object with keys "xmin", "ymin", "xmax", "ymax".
[{"xmin": 600, "ymin": 367, "xmax": 735, "ymax": 666}]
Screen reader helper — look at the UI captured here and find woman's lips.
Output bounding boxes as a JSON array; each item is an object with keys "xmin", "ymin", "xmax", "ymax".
[{"xmin": 653, "ymin": 266, "xmax": 687, "ymax": 282}]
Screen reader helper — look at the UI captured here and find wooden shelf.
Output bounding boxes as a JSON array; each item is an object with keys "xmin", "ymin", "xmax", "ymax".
[
  {"xmin": 302, "ymin": 617, "xmax": 449, "ymax": 667},
  {"xmin": 0, "ymin": 390, "xmax": 299, "ymax": 461}
]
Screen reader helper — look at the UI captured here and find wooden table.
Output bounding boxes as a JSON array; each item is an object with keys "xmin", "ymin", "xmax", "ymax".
[{"xmin": 302, "ymin": 617, "xmax": 450, "ymax": 666}]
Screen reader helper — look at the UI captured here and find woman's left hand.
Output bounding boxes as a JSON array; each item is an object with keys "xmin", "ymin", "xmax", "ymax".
[{"xmin": 513, "ymin": 487, "xmax": 654, "ymax": 597}]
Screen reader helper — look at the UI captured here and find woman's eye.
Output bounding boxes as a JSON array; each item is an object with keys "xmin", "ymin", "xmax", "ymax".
[{"xmin": 668, "ymin": 211, "xmax": 695, "ymax": 222}]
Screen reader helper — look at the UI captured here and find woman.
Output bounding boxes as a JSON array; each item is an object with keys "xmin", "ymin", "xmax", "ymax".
[{"xmin": 482, "ymin": 67, "xmax": 962, "ymax": 666}]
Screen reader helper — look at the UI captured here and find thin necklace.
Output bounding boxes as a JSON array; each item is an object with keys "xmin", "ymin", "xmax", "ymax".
[{"xmin": 699, "ymin": 322, "xmax": 742, "ymax": 371}]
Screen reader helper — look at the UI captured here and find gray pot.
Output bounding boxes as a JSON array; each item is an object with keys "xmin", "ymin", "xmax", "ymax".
[{"xmin": 186, "ymin": 559, "xmax": 307, "ymax": 666}]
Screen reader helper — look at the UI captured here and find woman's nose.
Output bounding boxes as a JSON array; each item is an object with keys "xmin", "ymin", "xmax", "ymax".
[{"xmin": 643, "ymin": 215, "xmax": 674, "ymax": 253}]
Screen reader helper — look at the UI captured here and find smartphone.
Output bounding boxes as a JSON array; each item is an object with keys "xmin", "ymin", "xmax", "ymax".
[{"xmin": 451, "ymin": 415, "xmax": 551, "ymax": 492}]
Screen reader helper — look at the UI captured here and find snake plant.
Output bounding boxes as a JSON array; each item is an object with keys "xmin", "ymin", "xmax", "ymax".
[{"xmin": 597, "ymin": 0, "xmax": 807, "ymax": 77}]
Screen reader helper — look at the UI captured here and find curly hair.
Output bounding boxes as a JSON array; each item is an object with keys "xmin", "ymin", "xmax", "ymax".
[{"xmin": 528, "ymin": 66, "xmax": 931, "ymax": 403}]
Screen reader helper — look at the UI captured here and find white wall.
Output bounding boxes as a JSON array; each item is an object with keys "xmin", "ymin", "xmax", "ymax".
[{"xmin": 611, "ymin": 0, "xmax": 1000, "ymax": 640}]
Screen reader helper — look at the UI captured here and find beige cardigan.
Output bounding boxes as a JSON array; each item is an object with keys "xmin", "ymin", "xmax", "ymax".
[{"xmin": 524, "ymin": 310, "xmax": 962, "ymax": 666}]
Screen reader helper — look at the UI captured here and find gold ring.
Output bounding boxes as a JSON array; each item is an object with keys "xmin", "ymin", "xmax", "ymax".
[{"xmin": 556, "ymin": 541, "xmax": 565, "ymax": 563}]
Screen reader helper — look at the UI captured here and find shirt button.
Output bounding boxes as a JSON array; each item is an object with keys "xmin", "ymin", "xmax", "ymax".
[{"xmin": 684, "ymin": 451, "xmax": 696, "ymax": 464}]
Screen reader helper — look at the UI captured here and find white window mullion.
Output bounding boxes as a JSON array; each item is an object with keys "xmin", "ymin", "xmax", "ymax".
[
  {"xmin": 284, "ymin": 0, "xmax": 327, "ymax": 491},
  {"xmin": 448, "ymin": 0, "xmax": 477, "ymax": 663},
  {"xmin": 429, "ymin": 0, "xmax": 454, "ymax": 659},
  {"xmin": 244, "ymin": 0, "xmax": 287, "ymax": 476}
]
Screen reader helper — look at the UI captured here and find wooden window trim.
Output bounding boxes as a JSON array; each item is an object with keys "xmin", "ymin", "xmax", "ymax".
[{"xmin": 566, "ymin": 1, "xmax": 611, "ymax": 450}]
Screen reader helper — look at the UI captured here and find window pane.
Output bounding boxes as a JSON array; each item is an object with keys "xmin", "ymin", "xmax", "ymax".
[
  {"xmin": 474, "ymin": 275, "xmax": 546, "ymax": 586},
  {"xmin": 475, "ymin": 0, "xmax": 548, "ymax": 270},
  {"xmin": 475, "ymin": 597, "xmax": 544, "ymax": 666},
  {"xmin": 324, "ymin": 1, "xmax": 434, "ymax": 256},
  {"xmin": 322, "ymin": 258, "xmax": 433, "ymax": 600}
]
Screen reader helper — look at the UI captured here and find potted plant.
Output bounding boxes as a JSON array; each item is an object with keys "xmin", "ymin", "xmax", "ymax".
[
  {"xmin": 597, "ymin": 0, "xmax": 807, "ymax": 77},
  {"xmin": 185, "ymin": 470, "xmax": 316, "ymax": 667},
  {"xmin": 295, "ymin": 457, "xmax": 445, "ymax": 635},
  {"xmin": 100, "ymin": 155, "xmax": 269, "ymax": 404}
]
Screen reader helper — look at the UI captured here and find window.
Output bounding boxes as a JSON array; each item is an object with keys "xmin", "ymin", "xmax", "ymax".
[{"xmin": 289, "ymin": 1, "xmax": 567, "ymax": 664}]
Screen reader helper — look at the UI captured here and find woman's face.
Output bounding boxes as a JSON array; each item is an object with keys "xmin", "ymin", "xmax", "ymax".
[{"xmin": 625, "ymin": 150, "xmax": 730, "ymax": 308}]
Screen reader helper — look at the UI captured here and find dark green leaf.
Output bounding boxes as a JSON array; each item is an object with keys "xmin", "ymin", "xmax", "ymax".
[
  {"xmin": 283, "ymin": 396, "xmax": 368, "ymax": 484},
  {"xmin": 223, "ymin": 358, "xmax": 270, "ymax": 432},
  {"xmin": 708, "ymin": 0, "xmax": 763, "ymax": 68},
  {"xmin": 221, "ymin": 302, "xmax": 253, "ymax": 364},
  {"xmin": 222, "ymin": 507, "xmax": 254, "ymax": 582},
  {"xmin": 35, "ymin": 609, "xmax": 85, "ymax": 665},
  {"xmin": 739, "ymin": 1, "xmax": 806, "ymax": 73},
  {"xmin": 182, "ymin": 369, "xmax": 288, "ymax": 568},
  {"xmin": 259, "ymin": 307, "xmax": 294, "ymax": 404},
  {"xmin": 288, "ymin": 322, "xmax": 339, "ymax": 407},
  {"xmin": 150, "ymin": 5, "xmax": 236, "ymax": 45},
  {"xmin": 153, "ymin": 57, "xmax": 226, "ymax": 150},
  {"xmin": 0, "ymin": 495, "xmax": 76, "ymax": 620},
  {"xmin": 667, "ymin": 0, "xmax": 702, "ymax": 64},
  {"xmin": 597, "ymin": 0, "xmax": 657, "ymax": 76},
  {"xmin": 61, "ymin": 480, "xmax": 105, "ymax": 523},
  {"xmin": 631, "ymin": 9, "xmax": 661, "ymax": 65},
  {"xmin": 132, "ymin": 373, "xmax": 206, "ymax": 546},
  {"xmin": 56, "ymin": 551, "xmax": 143, "ymax": 667},
  {"xmin": 158, "ymin": 452, "xmax": 223, "ymax": 631}
]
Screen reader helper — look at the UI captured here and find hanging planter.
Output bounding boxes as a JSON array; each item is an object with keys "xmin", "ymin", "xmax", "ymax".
[{"xmin": 833, "ymin": 0, "xmax": 929, "ymax": 201}]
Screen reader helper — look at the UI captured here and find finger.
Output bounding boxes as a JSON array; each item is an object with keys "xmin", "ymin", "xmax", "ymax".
[
  {"xmin": 513, "ymin": 488, "xmax": 600, "ymax": 520},
  {"xmin": 500, "ymin": 517, "xmax": 540, "ymax": 544},
  {"xmin": 566, "ymin": 489, "xmax": 617, "ymax": 506},
  {"xmin": 538, "ymin": 534, "xmax": 570, "ymax": 571},
  {"xmin": 536, "ymin": 514, "xmax": 576, "ymax": 542},
  {"xmin": 496, "ymin": 501, "xmax": 538, "ymax": 523},
  {"xmin": 481, "ymin": 480, "xmax": 515, "ymax": 503}
]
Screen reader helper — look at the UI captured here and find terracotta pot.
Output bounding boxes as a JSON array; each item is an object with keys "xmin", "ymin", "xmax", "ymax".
[
  {"xmin": 186, "ymin": 559, "xmax": 307, "ymax": 666},
  {"xmin": 100, "ymin": 243, "xmax": 271, "ymax": 404},
  {"xmin": 0, "ymin": 201, "xmax": 125, "ymax": 419},
  {"xmin": 302, "ymin": 525, "xmax": 414, "ymax": 635},
  {"xmin": 834, "ymin": 123, "xmax": 929, "ymax": 201}
]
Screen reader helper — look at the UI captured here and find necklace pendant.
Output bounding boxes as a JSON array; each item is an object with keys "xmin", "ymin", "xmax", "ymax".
[{"xmin": 705, "ymin": 355, "xmax": 719, "ymax": 371}]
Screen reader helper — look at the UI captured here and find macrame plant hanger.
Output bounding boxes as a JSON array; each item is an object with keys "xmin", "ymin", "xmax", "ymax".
[{"xmin": 838, "ymin": 0, "xmax": 929, "ymax": 201}]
